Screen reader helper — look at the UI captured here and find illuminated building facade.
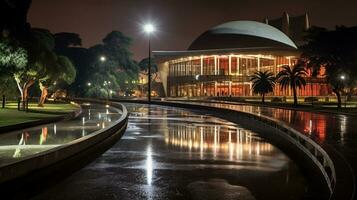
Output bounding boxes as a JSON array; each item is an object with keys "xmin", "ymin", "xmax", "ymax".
[{"xmin": 155, "ymin": 20, "xmax": 331, "ymax": 98}]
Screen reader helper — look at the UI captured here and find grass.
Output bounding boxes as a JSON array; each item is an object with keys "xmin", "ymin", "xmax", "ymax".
[
  {"xmin": 0, "ymin": 102, "xmax": 79, "ymax": 127},
  {"xmin": 5, "ymin": 102, "xmax": 79, "ymax": 113}
]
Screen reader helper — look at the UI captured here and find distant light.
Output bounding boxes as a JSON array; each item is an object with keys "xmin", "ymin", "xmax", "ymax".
[
  {"xmin": 87, "ymin": 82, "xmax": 92, "ymax": 86},
  {"xmin": 195, "ymin": 75, "xmax": 200, "ymax": 80},
  {"xmin": 110, "ymin": 90, "xmax": 113, "ymax": 94},
  {"xmin": 106, "ymin": 105, "xmax": 110, "ymax": 108},
  {"xmin": 143, "ymin": 24, "xmax": 155, "ymax": 34},
  {"xmin": 340, "ymin": 75, "xmax": 345, "ymax": 80},
  {"xmin": 100, "ymin": 56, "xmax": 106, "ymax": 62}
]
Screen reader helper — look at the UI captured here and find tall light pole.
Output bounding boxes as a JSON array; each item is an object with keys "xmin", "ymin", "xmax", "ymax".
[
  {"xmin": 143, "ymin": 24, "xmax": 155, "ymax": 102},
  {"xmin": 340, "ymin": 75, "xmax": 347, "ymax": 109}
]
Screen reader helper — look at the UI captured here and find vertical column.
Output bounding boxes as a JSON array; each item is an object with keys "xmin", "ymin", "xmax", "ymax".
[
  {"xmin": 257, "ymin": 56, "xmax": 260, "ymax": 72},
  {"xmin": 200, "ymin": 83, "xmax": 203, "ymax": 96},
  {"xmin": 237, "ymin": 57, "xmax": 240, "ymax": 75},
  {"xmin": 200, "ymin": 56, "xmax": 203, "ymax": 75},
  {"xmin": 229, "ymin": 55, "xmax": 232, "ymax": 75},
  {"xmin": 229, "ymin": 81, "xmax": 232, "ymax": 96},
  {"xmin": 214, "ymin": 56, "xmax": 217, "ymax": 75},
  {"xmin": 288, "ymin": 57, "xmax": 291, "ymax": 66},
  {"xmin": 249, "ymin": 83, "xmax": 253, "ymax": 96},
  {"xmin": 214, "ymin": 81, "xmax": 217, "ymax": 96}
]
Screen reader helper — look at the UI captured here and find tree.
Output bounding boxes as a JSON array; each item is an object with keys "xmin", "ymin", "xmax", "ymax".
[
  {"xmin": 276, "ymin": 61, "xmax": 307, "ymax": 106},
  {"xmin": 0, "ymin": 0, "xmax": 32, "ymax": 38},
  {"xmin": 38, "ymin": 54, "xmax": 76, "ymax": 106},
  {"xmin": 250, "ymin": 71, "xmax": 275, "ymax": 103},
  {"xmin": 138, "ymin": 57, "xmax": 157, "ymax": 73},
  {"xmin": 54, "ymin": 32, "xmax": 82, "ymax": 50},
  {"xmin": 85, "ymin": 31, "xmax": 139, "ymax": 97},
  {"xmin": 13, "ymin": 28, "xmax": 55, "ymax": 108},
  {"xmin": 0, "ymin": 40, "xmax": 28, "ymax": 99},
  {"xmin": 302, "ymin": 26, "xmax": 357, "ymax": 108}
]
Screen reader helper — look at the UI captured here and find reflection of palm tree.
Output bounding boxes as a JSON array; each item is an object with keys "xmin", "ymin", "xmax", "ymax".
[
  {"xmin": 277, "ymin": 62, "xmax": 307, "ymax": 106},
  {"xmin": 250, "ymin": 71, "xmax": 275, "ymax": 103}
]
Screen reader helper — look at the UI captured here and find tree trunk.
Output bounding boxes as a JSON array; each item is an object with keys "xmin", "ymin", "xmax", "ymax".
[
  {"xmin": 292, "ymin": 86, "xmax": 298, "ymax": 106},
  {"xmin": 262, "ymin": 94, "xmax": 265, "ymax": 103},
  {"xmin": 21, "ymin": 80, "xmax": 35, "ymax": 110},
  {"xmin": 38, "ymin": 86, "xmax": 48, "ymax": 107},
  {"xmin": 333, "ymin": 89, "xmax": 342, "ymax": 108},
  {"xmin": 347, "ymin": 88, "xmax": 353, "ymax": 101}
]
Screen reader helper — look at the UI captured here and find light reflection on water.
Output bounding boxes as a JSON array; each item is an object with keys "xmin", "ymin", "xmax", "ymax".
[
  {"xmin": 0, "ymin": 103, "xmax": 121, "ymax": 165},
  {"xmin": 118, "ymin": 104, "xmax": 309, "ymax": 200},
  {"xmin": 193, "ymin": 102, "xmax": 351, "ymax": 144},
  {"xmin": 165, "ymin": 124, "xmax": 274, "ymax": 162}
]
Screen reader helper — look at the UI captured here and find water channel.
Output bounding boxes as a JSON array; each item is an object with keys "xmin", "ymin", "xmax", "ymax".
[{"xmin": 33, "ymin": 103, "xmax": 318, "ymax": 200}]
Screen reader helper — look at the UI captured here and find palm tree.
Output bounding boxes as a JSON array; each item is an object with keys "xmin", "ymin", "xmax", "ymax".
[
  {"xmin": 250, "ymin": 71, "xmax": 276, "ymax": 103},
  {"xmin": 276, "ymin": 62, "xmax": 307, "ymax": 106}
]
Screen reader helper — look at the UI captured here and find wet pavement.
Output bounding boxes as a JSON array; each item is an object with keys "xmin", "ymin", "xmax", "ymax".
[
  {"xmin": 0, "ymin": 103, "xmax": 121, "ymax": 166},
  {"xmin": 33, "ymin": 103, "xmax": 314, "ymax": 200}
]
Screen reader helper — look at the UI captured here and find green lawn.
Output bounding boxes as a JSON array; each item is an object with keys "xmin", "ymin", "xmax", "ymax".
[
  {"xmin": 0, "ymin": 103, "xmax": 79, "ymax": 127},
  {"xmin": 5, "ymin": 102, "xmax": 79, "ymax": 113}
]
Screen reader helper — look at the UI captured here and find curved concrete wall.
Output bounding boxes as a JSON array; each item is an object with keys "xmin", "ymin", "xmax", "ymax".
[{"xmin": 0, "ymin": 99, "xmax": 129, "ymax": 198}]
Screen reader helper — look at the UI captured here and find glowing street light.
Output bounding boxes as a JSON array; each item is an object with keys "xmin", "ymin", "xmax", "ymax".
[
  {"xmin": 144, "ymin": 24, "xmax": 155, "ymax": 34},
  {"xmin": 87, "ymin": 82, "xmax": 92, "ymax": 86},
  {"xmin": 100, "ymin": 55, "xmax": 106, "ymax": 62},
  {"xmin": 143, "ymin": 23, "xmax": 156, "ymax": 103},
  {"xmin": 340, "ymin": 74, "xmax": 347, "ymax": 108}
]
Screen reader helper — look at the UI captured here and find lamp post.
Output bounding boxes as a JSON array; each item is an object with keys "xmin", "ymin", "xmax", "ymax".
[
  {"xmin": 340, "ymin": 75, "xmax": 347, "ymax": 109},
  {"xmin": 143, "ymin": 24, "xmax": 155, "ymax": 102}
]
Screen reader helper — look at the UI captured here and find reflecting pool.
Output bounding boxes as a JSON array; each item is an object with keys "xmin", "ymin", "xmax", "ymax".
[
  {"xmin": 0, "ymin": 103, "xmax": 121, "ymax": 166},
  {"xmin": 33, "ymin": 104, "xmax": 317, "ymax": 200}
]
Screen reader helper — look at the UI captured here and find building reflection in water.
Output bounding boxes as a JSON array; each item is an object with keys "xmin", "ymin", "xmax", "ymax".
[
  {"xmin": 260, "ymin": 108, "xmax": 329, "ymax": 142},
  {"xmin": 211, "ymin": 103, "xmax": 333, "ymax": 143},
  {"xmin": 164, "ymin": 124, "xmax": 274, "ymax": 161}
]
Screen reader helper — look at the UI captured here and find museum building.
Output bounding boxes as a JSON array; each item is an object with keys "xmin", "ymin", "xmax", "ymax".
[{"xmin": 154, "ymin": 15, "xmax": 331, "ymax": 98}]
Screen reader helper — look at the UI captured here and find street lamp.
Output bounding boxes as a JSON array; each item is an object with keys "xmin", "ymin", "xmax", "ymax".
[
  {"xmin": 143, "ymin": 23, "xmax": 155, "ymax": 102},
  {"xmin": 100, "ymin": 56, "xmax": 106, "ymax": 62},
  {"xmin": 87, "ymin": 82, "xmax": 92, "ymax": 87},
  {"xmin": 340, "ymin": 75, "xmax": 347, "ymax": 108}
]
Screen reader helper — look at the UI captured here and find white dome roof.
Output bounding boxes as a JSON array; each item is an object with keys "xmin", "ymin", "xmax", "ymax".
[{"xmin": 189, "ymin": 20, "xmax": 297, "ymax": 50}]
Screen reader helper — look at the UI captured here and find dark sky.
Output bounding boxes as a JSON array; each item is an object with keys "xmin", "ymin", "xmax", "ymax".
[{"xmin": 28, "ymin": 0, "xmax": 357, "ymax": 61}]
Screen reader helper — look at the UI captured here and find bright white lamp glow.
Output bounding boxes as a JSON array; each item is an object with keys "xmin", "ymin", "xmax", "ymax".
[
  {"xmin": 100, "ymin": 56, "xmax": 106, "ymax": 62},
  {"xmin": 144, "ymin": 24, "xmax": 155, "ymax": 34},
  {"xmin": 340, "ymin": 75, "xmax": 346, "ymax": 80}
]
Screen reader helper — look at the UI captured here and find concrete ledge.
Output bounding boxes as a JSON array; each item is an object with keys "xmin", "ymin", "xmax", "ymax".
[
  {"xmin": 0, "ymin": 102, "xmax": 82, "ymax": 134},
  {"xmin": 114, "ymin": 99, "xmax": 354, "ymax": 200},
  {"xmin": 0, "ymin": 99, "xmax": 129, "ymax": 199}
]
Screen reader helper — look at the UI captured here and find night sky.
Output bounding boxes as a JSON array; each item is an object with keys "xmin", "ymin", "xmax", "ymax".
[{"xmin": 28, "ymin": 0, "xmax": 357, "ymax": 61}]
